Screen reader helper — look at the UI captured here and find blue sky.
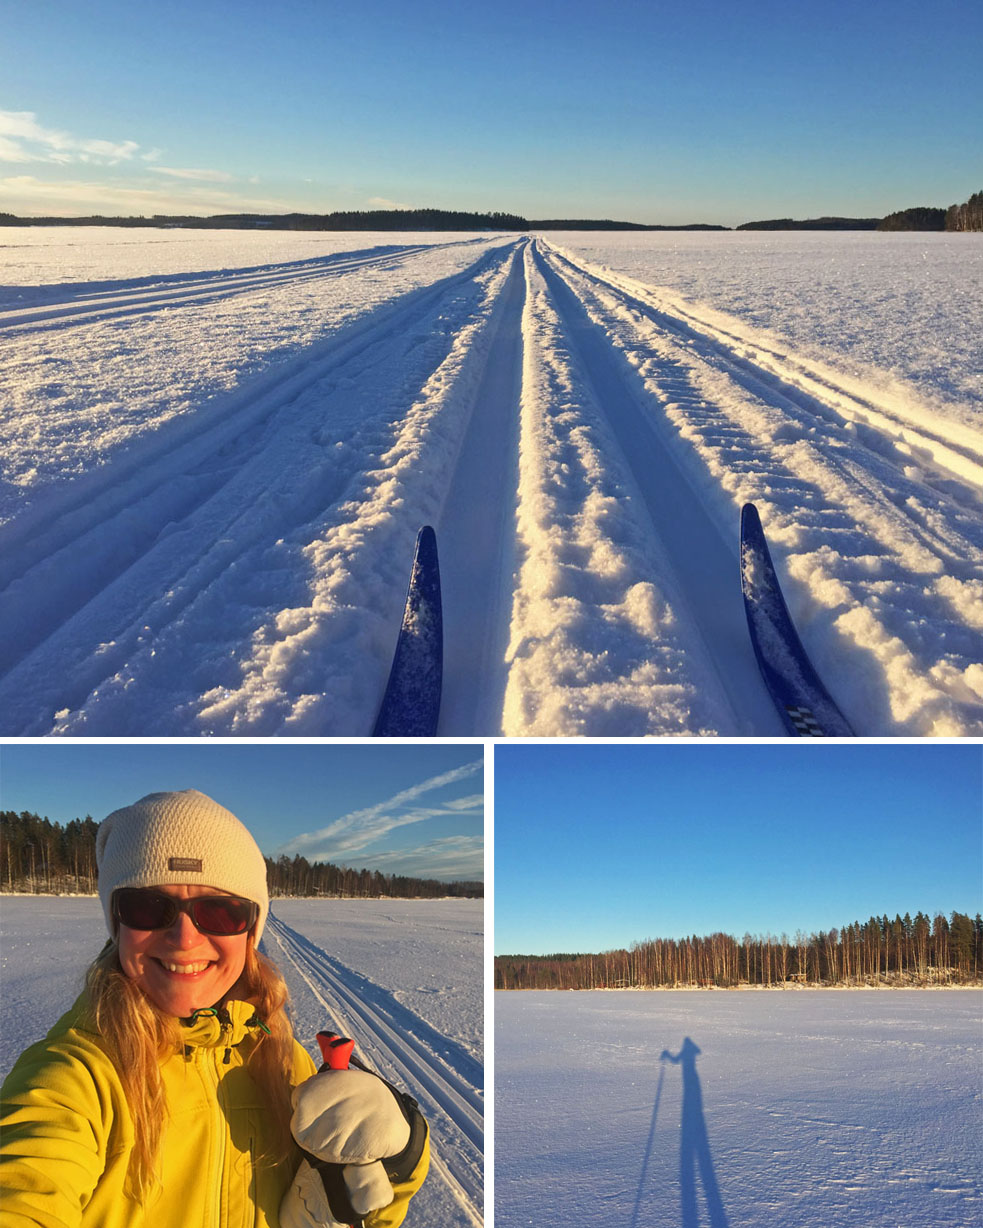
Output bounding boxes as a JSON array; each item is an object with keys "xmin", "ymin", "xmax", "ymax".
[
  {"xmin": 2, "ymin": 0, "xmax": 980, "ymax": 225},
  {"xmin": 494, "ymin": 743, "xmax": 982, "ymax": 954},
  {"xmin": 0, "ymin": 742, "xmax": 484, "ymax": 881}
]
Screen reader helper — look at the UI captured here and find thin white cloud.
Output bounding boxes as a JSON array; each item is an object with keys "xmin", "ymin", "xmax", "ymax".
[
  {"xmin": 443, "ymin": 794, "xmax": 484, "ymax": 812},
  {"xmin": 276, "ymin": 760, "xmax": 483, "ymax": 862},
  {"xmin": 0, "ymin": 111, "xmax": 142, "ymax": 166},
  {"xmin": 149, "ymin": 166, "xmax": 235, "ymax": 183},
  {"xmin": 0, "ymin": 175, "xmax": 294, "ymax": 218},
  {"xmin": 342, "ymin": 835, "xmax": 484, "ymax": 882},
  {"xmin": 0, "ymin": 135, "xmax": 34, "ymax": 164},
  {"xmin": 76, "ymin": 138, "xmax": 141, "ymax": 163},
  {"xmin": 367, "ymin": 196, "xmax": 413, "ymax": 210}
]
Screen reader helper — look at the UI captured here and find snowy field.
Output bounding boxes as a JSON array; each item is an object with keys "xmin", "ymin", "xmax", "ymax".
[
  {"xmin": 1, "ymin": 227, "xmax": 981, "ymax": 736},
  {"xmin": 495, "ymin": 989, "xmax": 982, "ymax": 1228},
  {"xmin": 0, "ymin": 895, "xmax": 483, "ymax": 1228}
]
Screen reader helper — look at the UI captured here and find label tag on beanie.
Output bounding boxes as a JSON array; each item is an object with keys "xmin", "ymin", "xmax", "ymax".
[{"xmin": 168, "ymin": 857, "xmax": 203, "ymax": 872}]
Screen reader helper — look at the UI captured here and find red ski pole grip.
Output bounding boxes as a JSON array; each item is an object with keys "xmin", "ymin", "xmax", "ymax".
[{"xmin": 316, "ymin": 1030, "xmax": 355, "ymax": 1070}]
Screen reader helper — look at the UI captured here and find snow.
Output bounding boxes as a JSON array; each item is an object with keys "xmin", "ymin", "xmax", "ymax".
[
  {"xmin": 495, "ymin": 989, "xmax": 983, "ymax": 1228},
  {"xmin": 542, "ymin": 229, "xmax": 983, "ymax": 421},
  {"xmin": 0, "ymin": 895, "xmax": 482, "ymax": 1228},
  {"xmin": 1, "ymin": 226, "xmax": 980, "ymax": 736}
]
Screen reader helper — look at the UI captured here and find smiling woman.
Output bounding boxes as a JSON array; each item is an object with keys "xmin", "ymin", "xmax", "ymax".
[
  {"xmin": 0, "ymin": 789, "xmax": 430, "ymax": 1228},
  {"xmin": 113, "ymin": 885, "xmax": 256, "ymax": 1018}
]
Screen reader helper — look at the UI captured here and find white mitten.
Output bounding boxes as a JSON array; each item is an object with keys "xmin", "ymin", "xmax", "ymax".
[
  {"xmin": 279, "ymin": 1159, "xmax": 348, "ymax": 1228},
  {"xmin": 291, "ymin": 1067, "xmax": 412, "ymax": 1163},
  {"xmin": 289, "ymin": 1066, "xmax": 414, "ymax": 1220}
]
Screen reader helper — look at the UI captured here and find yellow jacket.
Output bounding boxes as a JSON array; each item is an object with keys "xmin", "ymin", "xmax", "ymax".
[{"xmin": 0, "ymin": 996, "xmax": 428, "ymax": 1228}]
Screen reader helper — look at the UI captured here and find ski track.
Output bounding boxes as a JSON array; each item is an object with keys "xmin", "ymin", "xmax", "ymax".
[
  {"xmin": 264, "ymin": 912, "xmax": 483, "ymax": 1228},
  {"xmin": 0, "ymin": 244, "xmax": 443, "ymax": 332},
  {"xmin": 0, "ymin": 241, "xmax": 516, "ymax": 734},
  {"xmin": 2, "ymin": 234, "xmax": 980, "ymax": 736}
]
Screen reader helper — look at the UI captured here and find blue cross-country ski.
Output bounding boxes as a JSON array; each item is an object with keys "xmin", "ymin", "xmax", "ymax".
[
  {"xmin": 740, "ymin": 503, "xmax": 855, "ymax": 737},
  {"xmin": 373, "ymin": 525, "xmax": 443, "ymax": 736}
]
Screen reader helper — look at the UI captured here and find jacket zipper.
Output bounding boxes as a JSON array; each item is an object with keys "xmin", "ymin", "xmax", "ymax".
[{"xmin": 201, "ymin": 1028, "xmax": 231, "ymax": 1226}]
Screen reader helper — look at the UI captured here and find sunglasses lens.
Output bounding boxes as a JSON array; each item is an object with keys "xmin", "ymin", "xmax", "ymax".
[
  {"xmin": 191, "ymin": 897, "xmax": 255, "ymax": 935},
  {"xmin": 114, "ymin": 890, "xmax": 255, "ymax": 935},
  {"xmin": 115, "ymin": 889, "xmax": 173, "ymax": 930}
]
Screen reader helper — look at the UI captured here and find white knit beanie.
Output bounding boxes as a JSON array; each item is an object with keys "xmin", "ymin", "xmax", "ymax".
[{"xmin": 96, "ymin": 790, "xmax": 270, "ymax": 941}]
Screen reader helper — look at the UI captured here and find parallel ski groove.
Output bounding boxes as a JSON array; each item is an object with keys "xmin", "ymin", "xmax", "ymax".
[
  {"xmin": 546, "ymin": 243, "xmax": 983, "ymax": 497},
  {"xmin": 0, "ymin": 246, "xmax": 511, "ymax": 714},
  {"xmin": 525, "ymin": 242, "xmax": 782, "ymax": 735},
  {"xmin": 0, "ymin": 244, "xmax": 450, "ymax": 332}
]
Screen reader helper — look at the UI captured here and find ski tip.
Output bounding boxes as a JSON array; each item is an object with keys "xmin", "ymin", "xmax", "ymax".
[{"xmin": 740, "ymin": 502, "xmax": 762, "ymax": 535}]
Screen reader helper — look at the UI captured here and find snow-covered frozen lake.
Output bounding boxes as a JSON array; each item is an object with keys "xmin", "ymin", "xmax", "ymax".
[
  {"xmin": 546, "ymin": 229, "xmax": 983, "ymax": 415},
  {"xmin": 2, "ymin": 227, "xmax": 980, "ymax": 736},
  {"xmin": 0, "ymin": 895, "xmax": 483, "ymax": 1228},
  {"xmin": 495, "ymin": 989, "xmax": 982, "ymax": 1228}
]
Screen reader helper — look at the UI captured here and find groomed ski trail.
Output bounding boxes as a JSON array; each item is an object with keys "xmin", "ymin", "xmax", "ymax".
[
  {"xmin": 529, "ymin": 240, "xmax": 982, "ymax": 735},
  {"xmin": 2, "ymin": 233, "xmax": 979, "ymax": 736},
  {"xmin": 505, "ymin": 241, "xmax": 780, "ymax": 735},
  {"xmin": 0, "ymin": 244, "xmax": 452, "ymax": 332},
  {"xmin": 0, "ymin": 241, "xmax": 518, "ymax": 735},
  {"xmin": 264, "ymin": 912, "xmax": 483, "ymax": 1228}
]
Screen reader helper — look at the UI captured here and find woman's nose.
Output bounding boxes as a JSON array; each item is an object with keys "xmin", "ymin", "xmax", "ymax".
[{"xmin": 164, "ymin": 909, "xmax": 201, "ymax": 945}]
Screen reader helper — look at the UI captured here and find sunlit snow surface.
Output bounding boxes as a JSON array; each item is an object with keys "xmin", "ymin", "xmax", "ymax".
[
  {"xmin": 545, "ymin": 230, "xmax": 983, "ymax": 416},
  {"xmin": 1, "ymin": 227, "xmax": 980, "ymax": 736},
  {"xmin": 496, "ymin": 989, "xmax": 982, "ymax": 1228},
  {"xmin": 0, "ymin": 896, "xmax": 483, "ymax": 1228}
]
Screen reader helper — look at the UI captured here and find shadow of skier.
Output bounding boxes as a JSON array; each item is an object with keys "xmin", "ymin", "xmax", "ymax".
[{"xmin": 661, "ymin": 1038, "xmax": 730, "ymax": 1228}]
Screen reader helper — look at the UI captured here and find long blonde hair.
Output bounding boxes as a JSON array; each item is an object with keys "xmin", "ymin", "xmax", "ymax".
[{"xmin": 85, "ymin": 938, "xmax": 297, "ymax": 1201}]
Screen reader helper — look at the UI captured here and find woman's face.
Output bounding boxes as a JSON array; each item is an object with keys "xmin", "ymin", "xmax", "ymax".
[{"xmin": 117, "ymin": 884, "xmax": 250, "ymax": 1017}]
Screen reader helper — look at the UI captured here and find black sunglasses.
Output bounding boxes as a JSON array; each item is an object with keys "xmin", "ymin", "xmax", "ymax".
[{"xmin": 113, "ymin": 888, "xmax": 259, "ymax": 936}]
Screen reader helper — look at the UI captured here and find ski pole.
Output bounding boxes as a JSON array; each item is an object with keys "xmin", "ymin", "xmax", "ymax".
[{"xmin": 316, "ymin": 1030, "xmax": 355, "ymax": 1070}]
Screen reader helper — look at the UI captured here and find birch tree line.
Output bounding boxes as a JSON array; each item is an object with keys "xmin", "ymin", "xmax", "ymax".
[
  {"xmin": 496, "ymin": 912, "xmax": 983, "ymax": 989},
  {"xmin": 945, "ymin": 191, "xmax": 983, "ymax": 231}
]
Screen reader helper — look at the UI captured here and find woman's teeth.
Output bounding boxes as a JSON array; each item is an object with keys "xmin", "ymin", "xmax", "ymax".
[{"xmin": 159, "ymin": 960, "xmax": 211, "ymax": 974}]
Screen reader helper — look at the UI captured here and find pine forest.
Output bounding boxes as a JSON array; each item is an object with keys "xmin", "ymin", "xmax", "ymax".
[{"xmin": 0, "ymin": 810, "xmax": 482, "ymax": 900}]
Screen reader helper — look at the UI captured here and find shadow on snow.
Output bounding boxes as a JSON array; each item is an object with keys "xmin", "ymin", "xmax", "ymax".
[{"xmin": 633, "ymin": 1036, "xmax": 729, "ymax": 1228}]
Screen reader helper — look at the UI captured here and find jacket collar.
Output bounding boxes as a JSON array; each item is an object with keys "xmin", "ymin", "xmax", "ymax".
[{"xmin": 179, "ymin": 999, "xmax": 268, "ymax": 1048}]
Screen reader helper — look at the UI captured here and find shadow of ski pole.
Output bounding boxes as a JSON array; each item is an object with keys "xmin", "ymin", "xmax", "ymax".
[{"xmin": 630, "ymin": 1058, "xmax": 666, "ymax": 1228}]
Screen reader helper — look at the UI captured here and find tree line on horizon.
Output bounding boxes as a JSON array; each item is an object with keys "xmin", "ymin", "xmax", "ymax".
[
  {"xmin": 0, "ymin": 810, "xmax": 482, "ymax": 900},
  {"xmin": 2, "ymin": 190, "xmax": 979, "ymax": 232},
  {"xmin": 496, "ymin": 911, "xmax": 983, "ymax": 990},
  {"xmin": 738, "ymin": 190, "xmax": 982, "ymax": 232}
]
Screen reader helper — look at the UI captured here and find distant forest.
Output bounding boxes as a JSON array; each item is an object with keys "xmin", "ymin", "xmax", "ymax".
[
  {"xmin": 737, "ymin": 190, "xmax": 981, "ymax": 232},
  {"xmin": 0, "ymin": 207, "xmax": 724, "ymax": 232},
  {"xmin": 0, "ymin": 810, "xmax": 482, "ymax": 900},
  {"xmin": 2, "ymin": 190, "xmax": 979, "ymax": 232},
  {"xmin": 0, "ymin": 207, "xmax": 527, "ymax": 232},
  {"xmin": 496, "ymin": 912, "xmax": 983, "ymax": 990}
]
